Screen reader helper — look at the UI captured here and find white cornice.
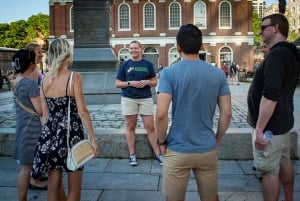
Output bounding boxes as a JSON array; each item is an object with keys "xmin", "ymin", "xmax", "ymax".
[{"xmin": 110, "ymin": 36, "xmax": 254, "ymax": 47}]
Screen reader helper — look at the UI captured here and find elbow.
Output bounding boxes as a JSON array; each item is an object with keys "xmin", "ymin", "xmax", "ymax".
[
  {"xmin": 225, "ymin": 111, "xmax": 232, "ymax": 121},
  {"xmin": 77, "ymin": 108, "xmax": 89, "ymax": 119},
  {"xmin": 221, "ymin": 110, "xmax": 232, "ymax": 122}
]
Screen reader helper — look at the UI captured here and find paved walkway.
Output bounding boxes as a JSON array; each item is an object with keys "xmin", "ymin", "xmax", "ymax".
[{"xmin": 0, "ymin": 82, "xmax": 299, "ymax": 201}]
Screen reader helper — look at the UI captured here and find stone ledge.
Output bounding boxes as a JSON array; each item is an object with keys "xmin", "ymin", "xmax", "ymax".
[{"xmin": 0, "ymin": 128, "xmax": 298, "ymax": 160}]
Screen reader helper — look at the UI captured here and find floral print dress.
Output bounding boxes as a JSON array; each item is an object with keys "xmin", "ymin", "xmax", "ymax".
[{"xmin": 31, "ymin": 73, "xmax": 84, "ymax": 179}]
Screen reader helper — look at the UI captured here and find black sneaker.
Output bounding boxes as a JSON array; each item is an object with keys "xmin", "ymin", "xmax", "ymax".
[{"xmin": 129, "ymin": 154, "xmax": 138, "ymax": 166}]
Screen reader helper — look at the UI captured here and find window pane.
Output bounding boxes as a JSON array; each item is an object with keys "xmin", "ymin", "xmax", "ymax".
[
  {"xmin": 170, "ymin": 3, "xmax": 180, "ymax": 28},
  {"xmin": 144, "ymin": 3, "xmax": 155, "ymax": 29},
  {"xmin": 220, "ymin": 2, "xmax": 230, "ymax": 27},
  {"xmin": 220, "ymin": 47, "xmax": 232, "ymax": 65},
  {"xmin": 194, "ymin": 2, "xmax": 206, "ymax": 27},
  {"xmin": 119, "ymin": 4, "xmax": 130, "ymax": 29}
]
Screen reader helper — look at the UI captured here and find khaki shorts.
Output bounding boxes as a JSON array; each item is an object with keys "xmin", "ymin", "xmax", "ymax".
[
  {"xmin": 163, "ymin": 149, "xmax": 218, "ymax": 200},
  {"xmin": 121, "ymin": 97, "xmax": 154, "ymax": 115},
  {"xmin": 252, "ymin": 131, "xmax": 290, "ymax": 174}
]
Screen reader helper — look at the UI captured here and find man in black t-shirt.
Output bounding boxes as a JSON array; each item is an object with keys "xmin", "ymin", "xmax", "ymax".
[{"xmin": 247, "ymin": 14, "xmax": 299, "ymax": 201}]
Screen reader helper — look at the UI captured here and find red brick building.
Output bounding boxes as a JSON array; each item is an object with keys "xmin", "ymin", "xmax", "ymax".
[{"xmin": 49, "ymin": 0, "xmax": 254, "ymax": 72}]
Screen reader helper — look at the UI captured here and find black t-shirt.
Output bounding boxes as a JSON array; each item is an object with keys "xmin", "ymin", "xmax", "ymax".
[{"xmin": 247, "ymin": 42, "xmax": 300, "ymax": 134}]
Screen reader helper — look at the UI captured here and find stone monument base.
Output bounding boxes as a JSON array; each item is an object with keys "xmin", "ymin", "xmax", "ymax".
[
  {"xmin": 71, "ymin": 47, "xmax": 120, "ymax": 104},
  {"xmin": 80, "ymin": 71, "xmax": 121, "ymax": 104}
]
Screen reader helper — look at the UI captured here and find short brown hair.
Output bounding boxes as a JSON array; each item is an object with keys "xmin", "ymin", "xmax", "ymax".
[
  {"xmin": 129, "ymin": 40, "xmax": 142, "ymax": 48},
  {"xmin": 262, "ymin": 14, "xmax": 289, "ymax": 38}
]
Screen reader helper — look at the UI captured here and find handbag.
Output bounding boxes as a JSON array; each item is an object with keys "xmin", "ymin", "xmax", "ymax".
[{"xmin": 66, "ymin": 72, "xmax": 94, "ymax": 171}]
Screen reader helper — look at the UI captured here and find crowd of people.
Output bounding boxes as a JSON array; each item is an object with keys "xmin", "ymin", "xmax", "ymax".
[{"xmin": 5, "ymin": 13, "xmax": 299, "ymax": 201}]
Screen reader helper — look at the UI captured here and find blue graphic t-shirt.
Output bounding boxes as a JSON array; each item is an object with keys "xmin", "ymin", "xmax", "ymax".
[{"xmin": 116, "ymin": 59, "xmax": 156, "ymax": 99}]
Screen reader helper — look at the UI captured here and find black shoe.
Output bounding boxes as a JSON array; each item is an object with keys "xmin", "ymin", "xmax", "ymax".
[
  {"xmin": 29, "ymin": 184, "xmax": 47, "ymax": 190},
  {"xmin": 39, "ymin": 176, "xmax": 48, "ymax": 182}
]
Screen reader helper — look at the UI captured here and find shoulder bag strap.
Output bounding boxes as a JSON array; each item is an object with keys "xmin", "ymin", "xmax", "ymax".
[
  {"xmin": 13, "ymin": 79, "xmax": 40, "ymax": 117},
  {"xmin": 67, "ymin": 72, "xmax": 74, "ymax": 151}
]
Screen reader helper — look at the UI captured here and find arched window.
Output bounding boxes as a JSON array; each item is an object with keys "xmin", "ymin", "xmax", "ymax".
[
  {"xmin": 169, "ymin": 2, "xmax": 181, "ymax": 29},
  {"xmin": 219, "ymin": 1, "xmax": 231, "ymax": 29},
  {"xmin": 219, "ymin": 46, "xmax": 232, "ymax": 66},
  {"xmin": 119, "ymin": 3, "xmax": 130, "ymax": 30},
  {"xmin": 143, "ymin": 47, "xmax": 158, "ymax": 71},
  {"xmin": 169, "ymin": 47, "xmax": 180, "ymax": 65},
  {"xmin": 144, "ymin": 2, "xmax": 155, "ymax": 30},
  {"xmin": 119, "ymin": 48, "xmax": 130, "ymax": 64},
  {"xmin": 143, "ymin": 47, "xmax": 157, "ymax": 54},
  {"xmin": 194, "ymin": 1, "xmax": 206, "ymax": 28},
  {"xmin": 70, "ymin": 6, "xmax": 74, "ymax": 32}
]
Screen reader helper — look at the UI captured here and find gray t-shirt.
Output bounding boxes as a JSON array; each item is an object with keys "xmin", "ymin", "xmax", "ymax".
[{"xmin": 158, "ymin": 60, "xmax": 230, "ymax": 153}]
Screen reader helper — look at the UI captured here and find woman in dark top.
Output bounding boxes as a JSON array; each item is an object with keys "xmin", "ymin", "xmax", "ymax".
[{"xmin": 12, "ymin": 49, "xmax": 46, "ymax": 201}]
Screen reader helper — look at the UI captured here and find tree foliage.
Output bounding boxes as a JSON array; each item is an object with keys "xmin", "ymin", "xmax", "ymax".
[
  {"xmin": 252, "ymin": 12, "xmax": 262, "ymax": 46},
  {"xmin": 0, "ymin": 13, "xmax": 49, "ymax": 49}
]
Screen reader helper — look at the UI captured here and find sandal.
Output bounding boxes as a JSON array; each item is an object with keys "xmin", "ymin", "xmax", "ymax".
[{"xmin": 29, "ymin": 184, "xmax": 47, "ymax": 190}]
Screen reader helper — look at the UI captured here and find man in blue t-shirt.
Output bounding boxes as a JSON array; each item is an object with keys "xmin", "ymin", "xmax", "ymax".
[
  {"xmin": 115, "ymin": 40, "xmax": 162, "ymax": 166},
  {"xmin": 155, "ymin": 24, "xmax": 232, "ymax": 201}
]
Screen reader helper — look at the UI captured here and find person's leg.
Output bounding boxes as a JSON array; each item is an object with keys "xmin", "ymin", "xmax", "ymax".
[
  {"xmin": 121, "ymin": 97, "xmax": 139, "ymax": 156},
  {"xmin": 47, "ymin": 170, "xmax": 66, "ymax": 201},
  {"xmin": 262, "ymin": 173, "xmax": 280, "ymax": 201},
  {"xmin": 163, "ymin": 150, "xmax": 190, "ymax": 201},
  {"xmin": 193, "ymin": 150, "xmax": 219, "ymax": 201},
  {"xmin": 280, "ymin": 160, "xmax": 294, "ymax": 201},
  {"xmin": 279, "ymin": 133, "xmax": 294, "ymax": 201},
  {"xmin": 141, "ymin": 115, "xmax": 161, "ymax": 156},
  {"xmin": 17, "ymin": 165, "xmax": 31, "ymax": 201},
  {"xmin": 140, "ymin": 98, "xmax": 161, "ymax": 157},
  {"xmin": 125, "ymin": 115, "xmax": 138, "ymax": 155},
  {"xmin": 67, "ymin": 170, "xmax": 83, "ymax": 201},
  {"xmin": 58, "ymin": 178, "xmax": 66, "ymax": 201},
  {"xmin": 253, "ymin": 133, "xmax": 289, "ymax": 201}
]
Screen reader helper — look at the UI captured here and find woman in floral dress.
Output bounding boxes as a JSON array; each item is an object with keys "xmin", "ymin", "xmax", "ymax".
[{"xmin": 31, "ymin": 38, "xmax": 99, "ymax": 201}]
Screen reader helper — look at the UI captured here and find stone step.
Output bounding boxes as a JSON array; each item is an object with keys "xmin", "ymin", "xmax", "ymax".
[{"xmin": 0, "ymin": 128, "xmax": 298, "ymax": 160}]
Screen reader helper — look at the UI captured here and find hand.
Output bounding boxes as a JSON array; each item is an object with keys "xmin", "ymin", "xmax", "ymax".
[
  {"xmin": 255, "ymin": 131, "xmax": 267, "ymax": 150},
  {"xmin": 158, "ymin": 144, "xmax": 167, "ymax": 155},
  {"xmin": 91, "ymin": 140, "xmax": 100, "ymax": 157},
  {"xmin": 131, "ymin": 80, "xmax": 149, "ymax": 88}
]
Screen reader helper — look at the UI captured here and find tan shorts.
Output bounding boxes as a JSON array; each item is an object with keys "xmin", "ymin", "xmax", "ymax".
[
  {"xmin": 121, "ymin": 97, "xmax": 154, "ymax": 115},
  {"xmin": 163, "ymin": 149, "xmax": 218, "ymax": 200},
  {"xmin": 252, "ymin": 131, "xmax": 290, "ymax": 174}
]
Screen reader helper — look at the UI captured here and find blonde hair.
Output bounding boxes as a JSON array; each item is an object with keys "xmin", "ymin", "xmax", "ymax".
[
  {"xmin": 24, "ymin": 43, "xmax": 41, "ymax": 51},
  {"xmin": 47, "ymin": 38, "xmax": 73, "ymax": 80}
]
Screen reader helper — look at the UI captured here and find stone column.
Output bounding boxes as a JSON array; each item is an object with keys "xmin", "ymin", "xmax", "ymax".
[{"xmin": 71, "ymin": 0, "xmax": 120, "ymax": 104}]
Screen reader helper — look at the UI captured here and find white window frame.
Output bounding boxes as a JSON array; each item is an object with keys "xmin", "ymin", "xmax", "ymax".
[
  {"xmin": 194, "ymin": 1, "xmax": 207, "ymax": 29},
  {"xmin": 219, "ymin": 1, "xmax": 232, "ymax": 29},
  {"xmin": 118, "ymin": 3, "xmax": 131, "ymax": 31},
  {"xmin": 143, "ymin": 2, "xmax": 156, "ymax": 30},
  {"xmin": 169, "ymin": 2, "xmax": 181, "ymax": 30}
]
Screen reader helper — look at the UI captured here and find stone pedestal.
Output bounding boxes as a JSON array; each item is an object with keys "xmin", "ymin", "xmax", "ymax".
[{"xmin": 71, "ymin": 0, "xmax": 119, "ymax": 104}]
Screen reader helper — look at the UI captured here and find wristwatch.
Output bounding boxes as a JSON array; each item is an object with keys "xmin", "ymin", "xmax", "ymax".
[
  {"xmin": 157, "ymin": 139, "xmax": 167, "ymax": 145},
  {"xmin": 127, "ymin": 81, "xmax": 130, "ymax": 86}
]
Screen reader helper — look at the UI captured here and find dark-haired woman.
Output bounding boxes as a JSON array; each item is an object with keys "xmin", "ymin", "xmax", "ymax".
[{"xmin": 12, "ymin": 49, "xmax": 46, "ymax": 201}]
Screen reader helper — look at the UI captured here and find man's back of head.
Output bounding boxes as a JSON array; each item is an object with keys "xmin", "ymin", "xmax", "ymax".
[{"xmin": 176, "ymin": 24, "xmax": 202, "ymax": 54}]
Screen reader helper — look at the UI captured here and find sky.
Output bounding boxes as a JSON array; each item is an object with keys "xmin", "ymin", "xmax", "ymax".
[
  {"xmin": 0, "ymin": 0, "xmax": 49, "ymax": 23},
  {"xmin": 0, "ymin": 0, "xmax": 280, "ymax": 24}
]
